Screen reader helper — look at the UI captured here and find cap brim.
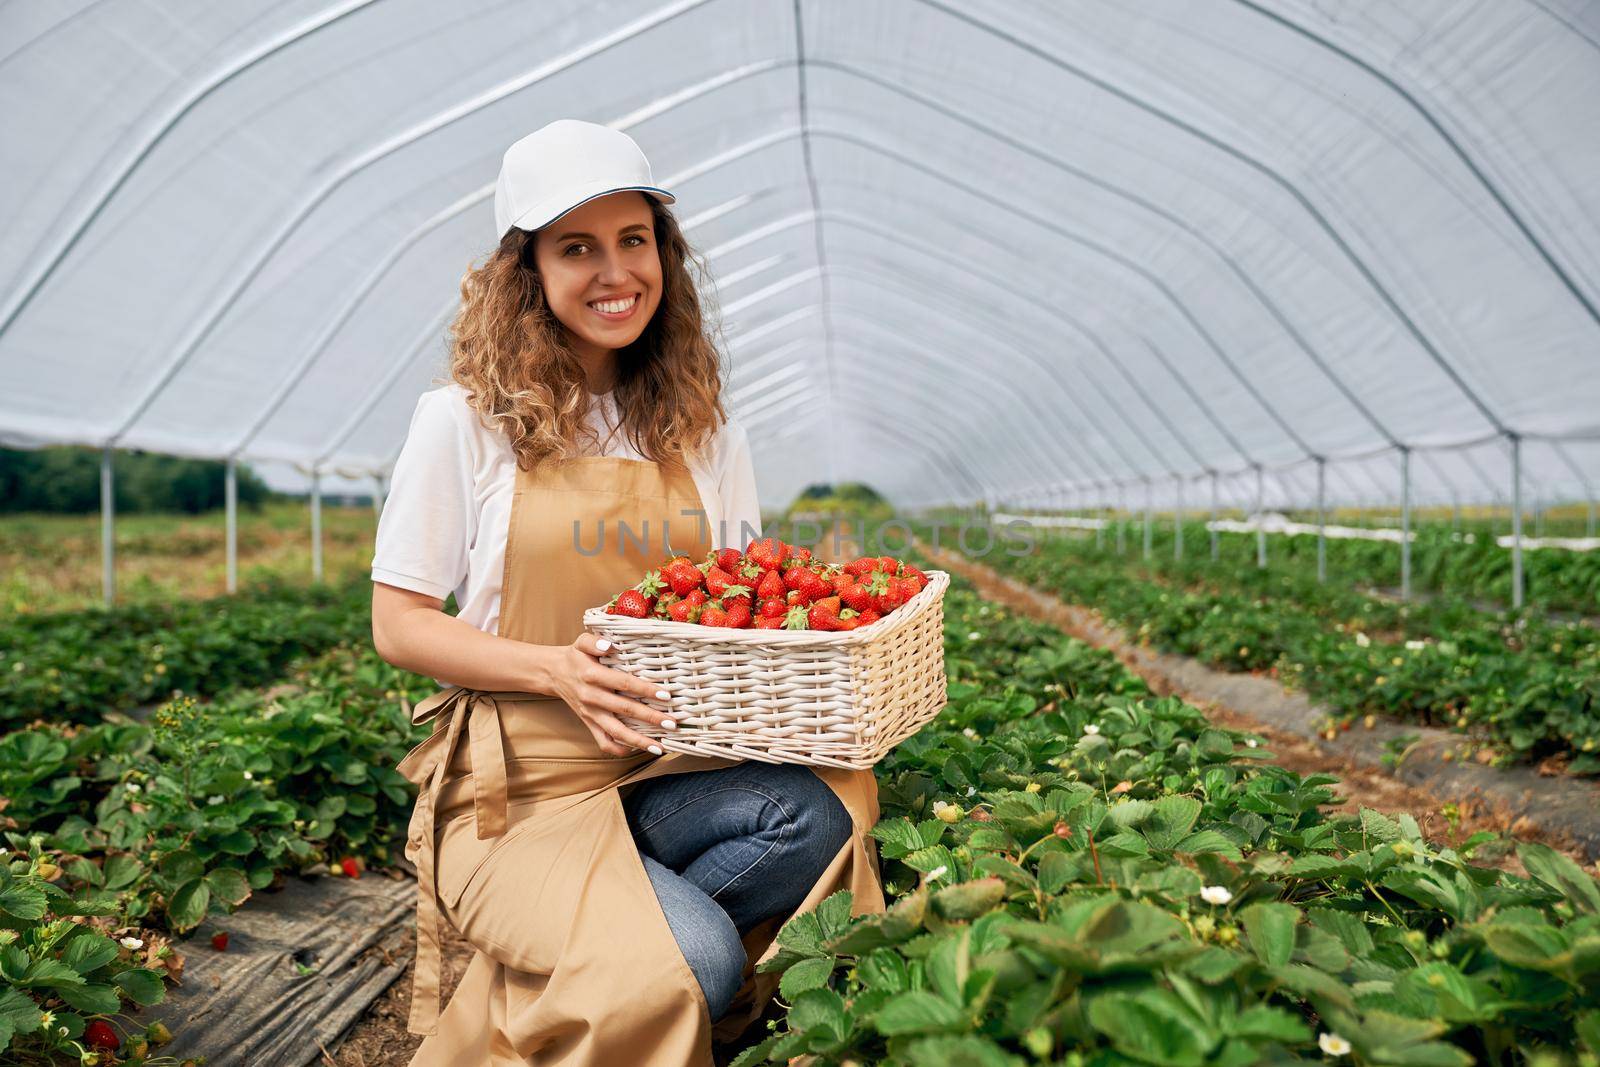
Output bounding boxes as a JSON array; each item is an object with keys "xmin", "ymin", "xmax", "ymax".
[{"xmin": 508, "ymin": 182, "xmax": 676, "ymax": 235}]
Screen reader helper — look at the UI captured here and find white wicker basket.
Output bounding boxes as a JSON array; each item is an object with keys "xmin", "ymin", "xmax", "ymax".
[{"xmin": 581, "ymin": 570, "xmax": 950, "ymax": 769}]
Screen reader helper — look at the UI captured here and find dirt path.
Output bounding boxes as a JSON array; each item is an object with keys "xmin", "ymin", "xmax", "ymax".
[{"xmin": 919, "ymin": 539, "xmax": 1600, "ymax": 869}]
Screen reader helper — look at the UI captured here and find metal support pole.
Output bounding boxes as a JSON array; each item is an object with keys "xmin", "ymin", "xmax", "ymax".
[
  {"xmin": 1510, "ymin": 434, "xmax": 1524, "ymax": 609},
  {"xmin": 310, "ymin": 470, "xmax": 324, "ymax": 583},
  {"xmin": 100, "ymin": 447, "xmax": 115, "ymax": 607},
  {"xmin": 1534, "ymin": 497, "xmax": 1545, "ymax": 539},
  {"xmin": 1142, "ymin": 481, "xmax": 1153, "ymax": 560},
  {"xmin": 1400, "ymin": 447, "xmax": 1412, "ymax": 600},
  {"xmin": 1174, "ymin": 475, "xmax": 1184, "ymax": 561},
  {"xmin": 225, "ymin": 458, "xmax": 238, "ymax": 594},
  {"xmin": 1209, "ymin": 471, "xmax": 1219, "ymax": 561},
  {"xmin": 1116, "ymin": 484, "xmax": 1126, "ymax": 555},
  {"xmin": 1315, "ymin": 457, "xmax": 1327, "ymax": 584},
  {"xmin": 1254, "ymin": 465, "xmax": 1266, "ymax": 569},
  {"xmin": 372, "ymin": 473, "xmax": 385, "ymax": 518},
  {"xmin": 1095, "ymin": 487, "xmax": 1105, "ymax": 550}
]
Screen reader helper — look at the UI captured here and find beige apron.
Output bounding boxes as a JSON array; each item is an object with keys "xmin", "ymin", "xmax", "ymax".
[{"xmin": 395, "ymin": 454, "xmax": 886, "ymax": 1065}]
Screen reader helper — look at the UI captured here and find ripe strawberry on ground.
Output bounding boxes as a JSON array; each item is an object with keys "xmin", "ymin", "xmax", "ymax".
[
  {"xmin": 340, "ymin": 856, "xmax": 361, "ymax": 879},
  {"xmin": 212, "ymin": 931, "xmax": 229, "ymax": 951},
  {"xmin": 84, "ymin": 1020, "xmax": 119, "ymax": 1050},
  {"xmin": 607, "ymin": 589, "xmax": 654, "ymax": 618},
  {"xmin": 747, "ymin": 537, "xmax": 789, "ymax": 571}
]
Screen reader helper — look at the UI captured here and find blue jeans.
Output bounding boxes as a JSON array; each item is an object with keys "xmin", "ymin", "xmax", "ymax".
[{"xmin": 621, "ymin": 761, "xmax": 853, "ymax": 1022}]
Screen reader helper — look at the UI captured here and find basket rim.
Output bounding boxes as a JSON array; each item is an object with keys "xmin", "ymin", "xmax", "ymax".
[{"xmin": 582, "ymin": 569, "xmax": 950, "ymax": 646}]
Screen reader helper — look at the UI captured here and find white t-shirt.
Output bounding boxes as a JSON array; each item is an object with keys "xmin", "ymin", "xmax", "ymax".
[{"xmin": 370, "ymin": 381, "xmax": 762, "ymax": 638}]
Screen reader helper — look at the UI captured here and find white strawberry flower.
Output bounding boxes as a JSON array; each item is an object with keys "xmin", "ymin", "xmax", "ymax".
[
  {"xmin": 125, "ymin": 782, "xmax": 141, "ymax": 793},
  {"xmin": 1199, "ymin": 885, "xmax": 1233, "ymax": 906},
  {"xmin": 962, "ymin": 727, "xmax": 978, "ymax": 739},
  {"xmin": 1405, "ymin": 640, "xmax": 1426, "ymax": 651},
  {"xmin": 243, "ymin": 771, "xmax": 254, "ymax": 780},
  {"xmin": 207, "ymin": 795, "xmax": 224, "ymax": 805},
  {"xmin": 1354, "ymin": 632, "xmax": 1371, "ymax": 648},
  {"xmin": 1246, "ymin": 738, "xmax": 1258, "ymax": 748},
  {"xmin": 924, "ymin": 865, "xmax": 949, "ymax": 881},
  {"xmin": 1319, "ymin": 1032, "xmax": 1351, "ymax": 1056},
  {"xmin": 120, "ymin": 936, "xmax": 144, "ymax": 950},
  {"xmin": 1083, "ymin": 723, "xmax": 1100, "ymax": 736}
]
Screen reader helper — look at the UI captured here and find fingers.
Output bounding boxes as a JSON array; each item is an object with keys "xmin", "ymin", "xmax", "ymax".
[
  {"xmin": 574, "ymin": 631, "xmax": 613, "ymax": 659},
  {"xmin": 581, "ymin": 717, "xmax": 636, "ymax": 758},
  {"xmin": 589, "ymin": 709, "xmax": 663, "ymax": 755}
]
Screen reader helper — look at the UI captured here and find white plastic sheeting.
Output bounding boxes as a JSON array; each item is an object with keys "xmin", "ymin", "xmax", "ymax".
[{"xmin": 2, "ymin": 0, "xmax": 1598, "ymax": 512}]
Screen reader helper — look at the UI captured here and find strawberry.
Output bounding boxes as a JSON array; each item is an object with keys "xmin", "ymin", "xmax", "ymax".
[
  {"xmin": 608, "ymin": 589, "xmax": 653, "ymax": 618},
  {"xmin": 791, "ymin": 568, "xmax": 832, "ymax": 604},
  {"xmin": 716, "ymin": 548, "xmax": 743, "ymax": 573},
  {"xmin": 724, "ymin": 604, "xmax": 752, "ymax": 628},
  {"xmin": 756, "ymin": 568, "xmax": 786, "ymax": 601},
  {"xmin": 719, "ymin": 584, "xmax": 753, "ymax": 614},
  {"xmin": 652, "ymin": 592, "xmax": 681, "ymax": 619},
  {"xmin": 739, "ymin": 558, "xmax": 764, "ymax": 581},
  {"xmin": 901, "ymin": 573, "xmax": 926, "ymax": 597},
  {"xmin": 85, "ymin": 1020, "xmax": 119, "ymax": 1051},
  {"xmin": 747, "ymin": 537, "xmax": 789, "ymax": 571},
  {"xmin": 661, "ymin": 559, "xmax": 705, "ymax": 596},
  {"xmin": 793, "ymin": 546, "xmax": 813, "ymax": 562},
  {"xmin": 668, "ymin": 599, "xmax": 700, "ymax": 623},
  {"xmin": 636, "ymin": 569, "xmax": 666, "ymax": 597},
  {"xmin": 759, "ymin": 597, "xmax": 787, "ymax": 618},
  {"xmin": 786, "ymin": 589, "xmax": 805, "ymax": 606},
  {"xmin": 829, "ymin": 571, "xmax": 853, "ymax": 595},
  {"xmin": 753, "ymin": 615, "xmax": 784, "ymax": 629},
  {"xmin": 212, "ymin": 931, "xmax": 229, "ymax": 951},
  {"xmin": 782, "ymin": 605, "xmax": 811, "ymax": 630},
  {"xmin": 704, "ymin": 566, "xmax": 740, "ymax": 598},
  {"xmin": 857, "ymin": 609, "xmax": 882, "ymax": 626},
  {"xmin": 836, "ymin": 615, "xmax": 861, "ymax": 631},
  {"xmin": 839, "ymin": 581, "xmax": 873, "ymax": 614},
  {"xmin": 685, "ymin": 588, "xmax": 708, "ymax": 607},
  {"xmin": 878, "ymin": 555, "xmax": 900, "ymax": 574},
  {"xmin": 901, "ymin": 563, "xmax": 928, "ymax": 583},
  {"xmin": 844, "ymin": 556, "xmax": 882, "ymax": 578},
  {"xmin": 340, "ymin": 856, "xmax": 361, "ymax": 879},
  {"xmin": 808, "ymin": 595, "xmax": 843, "ymax": 631},
  {"xmin": 699, "ymin": 602, "xmax": 729, "ymax": 627}
]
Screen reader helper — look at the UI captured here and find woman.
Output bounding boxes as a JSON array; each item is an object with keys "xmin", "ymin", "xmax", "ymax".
[{"xmin": 369, "ymin": 119, "xmax": 886, "ymax": 1066}]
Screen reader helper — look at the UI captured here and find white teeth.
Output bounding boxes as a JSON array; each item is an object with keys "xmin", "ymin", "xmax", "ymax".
[{"xmin": 589, "ymin": 294, "xmax": 637, "ymax": 314}]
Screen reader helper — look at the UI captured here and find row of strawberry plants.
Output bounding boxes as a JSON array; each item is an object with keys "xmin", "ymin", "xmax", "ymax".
[
  {"xmin": 733, "ymin": 561, "xmax": 1600, "ymax": 1066},
  {"xmin": 1094, "ymin": 517, "xmax": 1600, "ymax": 615},
  {"xmin": 0, "ymin": 578, "xmax": 379, "ymax": 725},
  {"xmin": 0, "ymin": 639, "xmax": 435, "ymax": 1062},
  {"xmin": 957, "ymin": 524, "xmax": 1600, "ymax": 774}
]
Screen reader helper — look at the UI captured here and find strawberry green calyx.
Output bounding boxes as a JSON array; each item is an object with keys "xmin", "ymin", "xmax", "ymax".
[
  {"xmin": 782, "ymin": 605, "xmax": 811, "ymax": 630},
  {"xmin": 635, "ymin": 569, "xmax": 666, "ymax": 597}
]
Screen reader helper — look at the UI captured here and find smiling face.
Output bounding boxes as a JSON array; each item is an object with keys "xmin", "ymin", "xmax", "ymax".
[{"xmin": 530, "ymin": 190, "xmax": 663, "ymax": 387}]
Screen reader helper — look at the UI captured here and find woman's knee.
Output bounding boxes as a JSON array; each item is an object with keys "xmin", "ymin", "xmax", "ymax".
[
  {"xmin": 767, "ymin": 764, "xmax": 853, "ymax": 858},
  {"xmin": 640, "ymin": 855, "xmax": 746, "ymax": 1021}
]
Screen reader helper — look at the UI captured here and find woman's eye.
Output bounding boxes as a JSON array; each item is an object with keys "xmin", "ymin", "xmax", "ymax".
[
  {"xmin": 563, "ymin": 243, "xmax": 588, "ymax": 256},
  {"xmin": 625, "ymin": 234, "xmax": 646, "ymax": 247}
]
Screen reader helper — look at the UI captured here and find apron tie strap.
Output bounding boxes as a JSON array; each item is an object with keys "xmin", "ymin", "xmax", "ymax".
[{"xmin": 395, "ymin": 686, "xmax": 511, "ymax": 1036}]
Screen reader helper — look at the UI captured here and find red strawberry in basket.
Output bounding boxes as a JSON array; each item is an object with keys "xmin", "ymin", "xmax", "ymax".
[
  {"xmin": 661, "ymin": 558, "xmax": 705, "ymax": 596},
  {"xmin": 747, "ymin": 537, "xmax": 789, "ymax": 571},
  {"xmin": 704, "ymin": 566, "xmax": 740, "ymax": 598},
  {"xmin": 788, "ymin": 568, "xmax": 832, "ymax": 604},
  {"xmin": 844, "ymin": 556, "xmax": 882, "ymax": 578},
  {"xmin": 720, "ymin": 584, "xmax": 753, "ymax": 614},
  {"xmin": 857, "ymin": 609, "xmax": 882, "ymax": 626},
  {"xmin": 724, "ymin": 603, "xmax": 752, "ymax": 628},
  {"xmin": 808, "ymin": 595, "xmax": 844, "ymax": 631},
  {"xmin": 901, "ymin": 563, "xmax": 927, "ymax": 584},
  {"xmin": 793, "ymin": 546, "xmax": 813, "ymax": 562},
  {"xmin": 755, "ymin": 568, "xmax": 786, "ymax": 601},
  {"xmin": 759, "ymin": 597, "xmax": 787, "ymax": 618},
  {"xmin": 607, "ymin": 589, "xmax": 653, "ymax": 618},
  {"xmin": 839, "ymin": 580, "xmax": 873, "ymax": 614},
  {"xmin": 685, "ymin": 588, "xmax": 708, "ymax": 607},
  {"xmin": 753, "ymin": 615, "xmax": 785, "ymax": 629},
  {"xmin": 698, "ymin": 601, "xmax": 729, "ymax": 627},
  {"xmin": 715, "ymin": 548, "xmax": 743, "ymax": 574},
  {"xmin": 669, "ymin": 599, "xmax": 700, "ymax": 623},
  {"xmin": 781, "ymin": 605, "xmax": 811, "ymax": 630}
]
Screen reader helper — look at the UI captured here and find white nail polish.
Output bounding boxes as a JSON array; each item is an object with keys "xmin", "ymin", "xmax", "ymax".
[
  {"xmin": 596, "ymin": 638, "xmax": 611, "ymax": 652},
  {"xmin": 655, "ymin": 689, "xmax": 670, "ymax": 700},
  {"xmin": 648, "ymin": 745, "xmax": 663, "ymax": 755},
  {"xmin": 661, "ymin": 720, "xmax": 676, "ymax": 729}
]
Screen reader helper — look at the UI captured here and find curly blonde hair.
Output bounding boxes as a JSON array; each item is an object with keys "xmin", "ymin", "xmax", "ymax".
[{"xmin": 445, "ymin": 197, "xmax": 729, "ymax": 472}]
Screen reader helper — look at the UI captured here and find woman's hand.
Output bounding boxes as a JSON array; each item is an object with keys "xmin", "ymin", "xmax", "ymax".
[{"xmin": 548, "ymin": 633, "xmax": 679, "ymax": 756}]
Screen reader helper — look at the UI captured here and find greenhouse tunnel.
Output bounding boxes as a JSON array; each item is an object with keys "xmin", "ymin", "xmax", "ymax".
[{"xmin": 2, "ymin": 0, "xmax": 1598, "ymax": 600}]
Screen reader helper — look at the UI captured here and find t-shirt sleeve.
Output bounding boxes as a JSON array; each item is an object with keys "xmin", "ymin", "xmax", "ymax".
[
  {"xmin": 716, "ymin": 416, "xmax": 763, "ymax": 551},
  {"xmin": 370, "ymin": 388, "xmax": 476, "ymax": 601}
]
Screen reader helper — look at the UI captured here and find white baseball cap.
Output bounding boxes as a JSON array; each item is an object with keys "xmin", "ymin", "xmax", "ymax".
[{"xmin": 492, "ymin": 119, "xmax": 676, "ymax": 241}]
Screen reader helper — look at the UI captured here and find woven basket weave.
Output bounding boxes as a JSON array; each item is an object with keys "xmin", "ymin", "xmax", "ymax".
[{"xmin": 580, "ymin": 570, "xmax": 950, "ymax": 769}]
